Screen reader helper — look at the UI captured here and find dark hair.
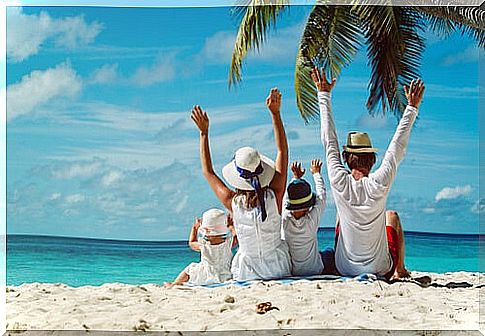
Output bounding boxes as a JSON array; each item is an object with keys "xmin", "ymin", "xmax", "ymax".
[
  {"xmin": 234, "ymin": 187, "xmax": 268, "ymax": 209},
  {"xmin": 342, "ymin": 151, "xmax": 376, "ymax": 171}
]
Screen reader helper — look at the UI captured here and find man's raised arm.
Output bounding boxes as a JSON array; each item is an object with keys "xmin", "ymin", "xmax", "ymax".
[
  {"xmin": 372, "ymin": 79, "xmax": 425, "ymax": 187},
  {"xmin": 311, "ymin": 68, "xmax": 347, "ymax": 186}
]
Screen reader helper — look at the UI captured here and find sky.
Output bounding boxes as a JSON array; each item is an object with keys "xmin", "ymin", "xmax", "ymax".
[{"xmin": 5, "ymin": 5, "xmax": 482, "ymax": 240}]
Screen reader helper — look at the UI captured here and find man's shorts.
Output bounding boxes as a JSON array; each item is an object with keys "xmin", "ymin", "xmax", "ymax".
[{"xmin": 335, "ymin": 224, "xmax": 399, "ymax": 280}]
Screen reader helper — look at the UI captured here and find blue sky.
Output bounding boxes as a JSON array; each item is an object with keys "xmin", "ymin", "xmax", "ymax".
[{"xmin": 5, "ymin": 6, "xmax": 482, "ymax": 240}]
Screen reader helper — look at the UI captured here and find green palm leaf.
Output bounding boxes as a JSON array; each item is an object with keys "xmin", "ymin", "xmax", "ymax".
[
  {"xmin": 295, "ymin": 5, "xmax": 363, "ymax": 122},
  {"xmin": 355, "ymin": 5, "xmax": 426, "ymax": 116},
  {"xmin": 229, "ymin": 1, "xmax": 289, "ymax": 87},
  {"xmin": 417, "ymin": 6, "xmax": 485, "ymax": 47}
]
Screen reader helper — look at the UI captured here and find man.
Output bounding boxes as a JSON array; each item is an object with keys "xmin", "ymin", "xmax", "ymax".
[{"xmin": 311, "ymin": 68, "xmax": 425, "ymax": 280}]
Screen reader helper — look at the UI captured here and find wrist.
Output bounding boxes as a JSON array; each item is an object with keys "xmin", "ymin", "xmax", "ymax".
[{"xmin": 200, "ymin": 131, "xmax": 208, "ymax": 136}]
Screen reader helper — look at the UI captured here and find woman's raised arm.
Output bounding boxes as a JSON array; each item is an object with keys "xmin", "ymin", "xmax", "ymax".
[
  {"xmin": 191, "ymin": 106, "xmax": 235, "ymax": 211},
  {"xmin": 266, "ymin": 88, "xmax": 288, "ymax": 213}
]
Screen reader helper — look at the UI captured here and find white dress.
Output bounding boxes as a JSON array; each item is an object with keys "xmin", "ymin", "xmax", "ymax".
[
  {"xmin": 231, "ymin": 189, "xmax": 291, "ymax": 281},
  {"xmin": 184, "ymin": 235, "xmax": 233, "ymax": 285}
]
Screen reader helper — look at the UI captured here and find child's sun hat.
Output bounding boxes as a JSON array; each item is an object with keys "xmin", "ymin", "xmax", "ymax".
[
  {"xmin": 286, "ymin": 179, "xmax": 316, "ymax": 211},
  {"xmin": 199, "ymin": 208, "xmax": 229, "ymax": 237}
]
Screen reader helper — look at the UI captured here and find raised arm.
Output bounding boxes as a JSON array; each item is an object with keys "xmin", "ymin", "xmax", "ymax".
[
  {"xmin": 372, "ymin": 79, "xmax": 425, "ymax": 187},
  {"xmin": 188, "ymin": 217, "xmax": 202, "ymax": 252},
  {"xmin": 308, "ymin": 159, "xmax": 326, "ymax": 231},
  {"xmin": 191, "ymin": 106, "xmax": 235, "ymax": 211},
  {"xmin": 267, "ymin": 88, "xmax": 289, "ymax": 213},
  {"xmin": 311, "ymin": 68, "xmax": 348, "ymax": 186}
]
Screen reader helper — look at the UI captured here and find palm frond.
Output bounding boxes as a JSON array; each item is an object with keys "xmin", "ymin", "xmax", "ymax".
[
  {"xmin": 417, "ymin": 6, "xmax": 485, "ymax": 47},
  {"xmin": 295, "ymin": 5, "xmax": 363, "ymax": 122},
  {"xmin": 229, "ymin": 0, "xmax": 289, "ymax": 87},
  {"xmin": 355, "ymin": 6, "xmax": 425, "ymax": 117}
]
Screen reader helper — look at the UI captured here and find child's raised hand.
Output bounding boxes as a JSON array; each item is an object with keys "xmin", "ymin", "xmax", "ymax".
[
  {"xmin": 310, "ymin": 159, "xmax": 322, "ymax": 174},
  {"xmin": 291, "ymin": 161, "xmax": 305, "ymax": 179},
  {"xmin": 193, "ymin": 217, "xmax": 202, "ymax": 230}
]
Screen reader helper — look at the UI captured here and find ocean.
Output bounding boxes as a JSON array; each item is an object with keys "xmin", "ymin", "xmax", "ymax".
[{"xmin": 7, "ymin": 229, "xmax": 483, "ymax": 287}]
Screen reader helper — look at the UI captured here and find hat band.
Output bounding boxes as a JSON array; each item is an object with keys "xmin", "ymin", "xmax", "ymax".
[
  {"xmin": 346, "ymin": 144, "xmax": 372, "ymax": 149},
  {"xmin": 288, "ymin": 193, "xmax": 313, "ymax": 205}
]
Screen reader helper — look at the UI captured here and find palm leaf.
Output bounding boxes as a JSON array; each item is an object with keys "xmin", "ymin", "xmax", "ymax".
[
  {"xmin": 229, "ymin": 0, "xmax": 289, "ymax": 87},
  {"xmin": 354, "ymin": 5, "xmax": 426, "ymax": 116},
  {"xmin": 417, "ymin": 6, "xmax": 485, "ymax": 47},
  {"xmin": 295, "ymin": 5, "xmax": 363, "ymax": 122}
]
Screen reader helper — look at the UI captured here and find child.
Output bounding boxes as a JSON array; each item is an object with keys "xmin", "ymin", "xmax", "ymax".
[
  {"xmin": 163, "ymin": 209, "xmax": 236, "ymax": 288},
  {"xmin": 282, "ymin": 159, "xmax": 327, "ymax": 276}
]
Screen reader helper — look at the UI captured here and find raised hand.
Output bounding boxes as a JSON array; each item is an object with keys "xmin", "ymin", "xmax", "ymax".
[
  {"xmin": 311, "ymin": 67, "xmax": 336, "ymax": 93},
  {"xmin": 404, "ymin": 79, "xmax": 425, "ymax": 109},
  {"xmin": 193, "ymin": 217, "xmax": 202, "ymax": 230},
  {"xmin": 191, "ymin": 105, "xmax": 209, "ymax": 135},
  {"xmin": 310, "ymin": 159, "xmax": 322, "ymax": 174},
  {"xmin": 291, "ymin": 161, "xmax": 306, "ymax": 179},
  {"xmin": 266, "ymin": 88, "xmax": 282, "ymax": 115}
]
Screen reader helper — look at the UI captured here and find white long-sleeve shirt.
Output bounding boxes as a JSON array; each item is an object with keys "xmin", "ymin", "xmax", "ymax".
[
  {"xmin": 282, "ymin": 172, "xmax": 326, "ymax": 276},
  {"xmin": 318, "ymin": 91, "xmax": 418, "ymax": 277}
]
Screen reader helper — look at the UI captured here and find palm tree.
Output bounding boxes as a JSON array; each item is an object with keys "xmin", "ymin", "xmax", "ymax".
[{"xmin": 229, "ymin": 0, "xmax": 484, "ymax": 122}]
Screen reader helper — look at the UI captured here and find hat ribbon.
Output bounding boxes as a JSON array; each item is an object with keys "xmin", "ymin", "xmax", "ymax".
[
  {"xmin": 235, "ymin": 162, "xmax": 267, "ymax": 221},
  {"xmin": 288, "ymin": 193, "xmax": 313, "ymax": 205}
]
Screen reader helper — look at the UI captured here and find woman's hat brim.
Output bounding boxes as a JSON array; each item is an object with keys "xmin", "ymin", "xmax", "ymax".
[
  {"xmin": 343, "ymin": 146, "xmax": 378, "ymax": 153},
  {"xmin": 286, "ymin": 193, "xmax": 316, "ymax": 211},
  {"xmin": 222, "ymin": 154, "xmax": 275, "ymax": 191}
]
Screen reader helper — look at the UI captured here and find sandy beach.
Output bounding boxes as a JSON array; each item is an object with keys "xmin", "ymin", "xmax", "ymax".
[{"xmin": 5, "ymin": 271, "xmax": 482, "ymax": 332}]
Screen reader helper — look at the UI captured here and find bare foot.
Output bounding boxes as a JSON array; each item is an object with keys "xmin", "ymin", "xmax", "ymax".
[
  {"xmin": 163, "ymin": 282, "xmax": 174, "ymax": 289},
  {"xmin": 391, "ymin": 268, "xmax": 411, "ymax": 281}
]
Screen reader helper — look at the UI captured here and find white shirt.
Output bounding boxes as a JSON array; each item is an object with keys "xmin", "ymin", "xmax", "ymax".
[
  {"xmin": 318, "ymin": 91, "xmax": 418, "ymax": 276},
  {"xmin": 231, "ymin": 189, "xmax": 292, "ymax": 281},
  {"xmin": 282, "ymin": 173, "xmax": 326, "ymax": 276},
  {"xmin": 184, "ymin": 234, "xmax": 233, "ymax": 285}
]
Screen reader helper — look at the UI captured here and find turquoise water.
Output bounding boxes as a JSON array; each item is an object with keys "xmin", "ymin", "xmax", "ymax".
[{"xmin": 7, "ymin": 230, "xmax": 483, "ymax": 287}]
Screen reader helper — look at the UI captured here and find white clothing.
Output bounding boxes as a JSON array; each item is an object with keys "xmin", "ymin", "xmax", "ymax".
[
  {"xmin": 282, "ymin": 173, "xmax": 326, "ymax": 276},
  {"xmin": 318, "ymin": 91, "xmax": 417, "ymax": 276},
  {"xmin": 231, "ymin": 188, "xmax": 292, "ymax": 281},
  {"xmin": 184, "ymin": 234, "xmax": 233, "ymax": 285}
]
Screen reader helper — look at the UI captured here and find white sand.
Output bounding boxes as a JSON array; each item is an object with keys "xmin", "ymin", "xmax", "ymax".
[{"xmin": 6, "ymin": 272, "xmax": 482, "ymax": 332}]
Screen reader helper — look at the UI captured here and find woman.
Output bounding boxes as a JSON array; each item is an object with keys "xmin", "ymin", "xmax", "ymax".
[{"xmin": 190, "ymin": 88, "xmax": 291, "ymax": 281}]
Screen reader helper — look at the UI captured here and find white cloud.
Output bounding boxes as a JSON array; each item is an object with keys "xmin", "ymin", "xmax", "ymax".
[
  {"xmin": 89, "ymin": 64, "xmax": 119, "ymax": 84},
  {"xmin": 52, "ymin": 161, "xmax": 102, "ymax": 179},
  {"xmin": 442, "ymin": 46, "xmax": 479, "ymax": 67},
  {"xmin": 101, "ymin": 170, "xmax": 123, "ymax": 187},
  {"xmin": 471, "ymin": 199, "xmax": 484, "ymax": 214},
  {"xmin": 7, "ymin": 8, "xmax": 103, "ymax": 63},
  {"xmin": 7, "ymin": 62, "xmax": 82, "ymax": 121},
  {"xmin": 130, "ymin": 54, "xmax": 176, "ymax": 86},
  {"xmin": 65, "ymin": 193, "xmax": 85, "ymax": 204},
  {"xmin": 49, "ymin": 192, "xmax": 61, "ymax": 201},
  {"xmin": 199, "ymin": 31, "xmax": 236, "ymax": 64},
  {"xmin": 196, "ymin": 22, "xmax": 303, "ymax": 67},
  {"xmin": 435, "ymin": 185, "xmax": 472, "ymax": 202}
]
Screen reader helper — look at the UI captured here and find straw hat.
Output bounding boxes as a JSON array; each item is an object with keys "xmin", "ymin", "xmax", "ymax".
[
  {"xmin": 222, "ymin": 147, "xmax": 275, "ymax": 191},
  {"xmin": 342, "ymin": 132, "xmax": 378, "ymax": 153},
  {"xmin": 199, "ymin": 209, "xmax": 229, "ymax": 236}
]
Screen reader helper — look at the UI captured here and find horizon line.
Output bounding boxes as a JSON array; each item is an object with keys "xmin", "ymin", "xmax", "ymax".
[{"xmin": 6, "ymin": 229, "xmax": 483, "ymax": 243}]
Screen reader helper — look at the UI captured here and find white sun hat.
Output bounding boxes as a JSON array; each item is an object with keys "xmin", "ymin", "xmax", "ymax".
[
  {"xmin": 199, "ymin": 208, "xmax": 229, "ymax": 237},
  {"xmin": 222, "ymin": 147, "xmax": 275, "ymax": 191}
]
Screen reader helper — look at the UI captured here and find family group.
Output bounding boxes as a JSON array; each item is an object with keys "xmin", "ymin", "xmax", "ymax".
[{"xmin": 164, "ymin": 68, "xmax": 425, "ymax": 288}]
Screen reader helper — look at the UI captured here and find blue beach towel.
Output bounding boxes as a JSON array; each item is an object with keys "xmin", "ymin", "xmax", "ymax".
[{"xmin": 182, "ymin": 273, "xmax": 386, "ymax": 289}]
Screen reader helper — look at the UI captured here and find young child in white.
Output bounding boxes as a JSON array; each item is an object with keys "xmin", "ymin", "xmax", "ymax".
[
  {"xmin": 282, "ymin": 159, "xmax": 327, "ymax": 276},
  {"xmin": 163, "ymin": 209, "xmax": 236, "ymax": 287}
]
